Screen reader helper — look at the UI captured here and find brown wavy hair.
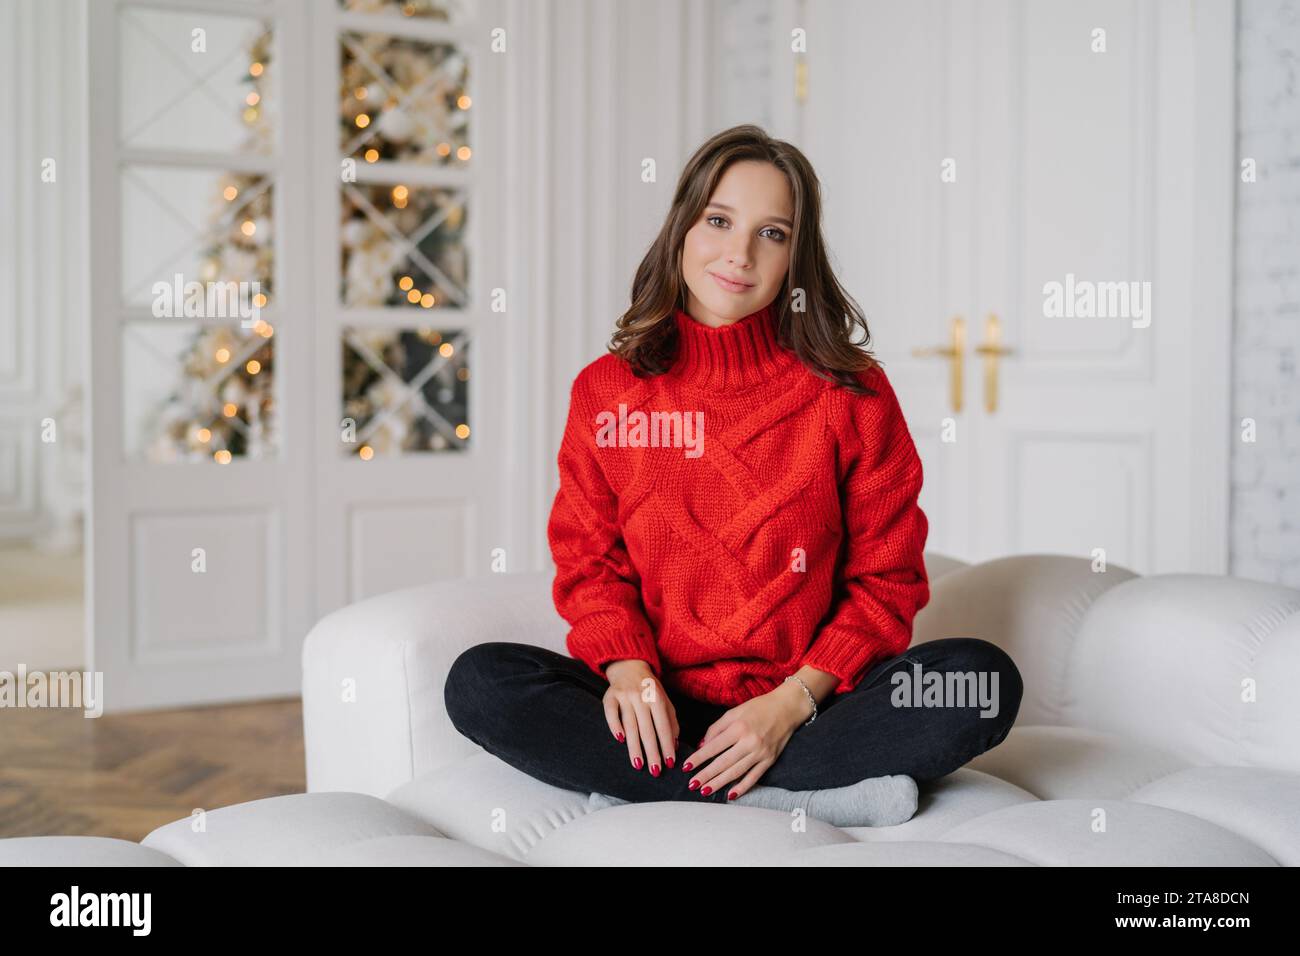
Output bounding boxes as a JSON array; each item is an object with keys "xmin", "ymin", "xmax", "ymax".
[{"xmin": 608, "ymin": 124, "xmax": 881, "ymax": 396}]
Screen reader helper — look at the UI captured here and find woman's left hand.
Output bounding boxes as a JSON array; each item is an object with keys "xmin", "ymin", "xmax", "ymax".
[{"xmin": 680, "ymin": 684, "xmax": 811, "ymax": 800}]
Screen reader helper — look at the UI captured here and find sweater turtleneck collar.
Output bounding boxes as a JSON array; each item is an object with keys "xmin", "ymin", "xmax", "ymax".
[{"xmin": 669, "ymin": 302, "xmax": 799, "ymax": 390}]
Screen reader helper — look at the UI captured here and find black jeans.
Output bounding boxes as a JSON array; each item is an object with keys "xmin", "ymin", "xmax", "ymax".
[{"xmin": 443, "ymin": 637, "xmax": 1023, "ymax": 805}]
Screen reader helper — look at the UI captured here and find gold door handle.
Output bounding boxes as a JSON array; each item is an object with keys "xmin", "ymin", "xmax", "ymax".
[
  {"xmin": 973, "ymin": 313, "xmax": 1014, "ymax": 413},
  {"xmin": 911, "ymin": 315, "xmax": 965, "ymax": 413}
]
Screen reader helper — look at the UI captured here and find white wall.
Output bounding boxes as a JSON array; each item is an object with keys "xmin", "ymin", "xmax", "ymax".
[
  {"xmin": 0, "ymin": 0, "xmax": 87, "ymax": 548},
  {"xmin": 1232, "ymin": 0, "xmax": 1300, "ymax": 586}
]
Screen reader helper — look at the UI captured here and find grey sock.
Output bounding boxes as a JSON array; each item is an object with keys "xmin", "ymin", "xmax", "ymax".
[
  {"xmin": 587, "ymin": 791, "xmax": 632, "ymax": 811},
  {"xmin": 731, "ymin": 774, "xmax": 919, "ymax": 827}
]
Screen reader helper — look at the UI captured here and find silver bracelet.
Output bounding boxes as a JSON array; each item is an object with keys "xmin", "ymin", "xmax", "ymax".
[{"xmin": 784, "ymin": 675, "xmax": 818, "ymax": 726}]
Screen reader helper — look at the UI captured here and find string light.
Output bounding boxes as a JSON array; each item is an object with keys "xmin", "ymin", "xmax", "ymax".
[
  {"xmin": 354, "ymin": 86, "xmax": 368, "ymax": 100},
  {"xmin": 457, "ymin": 146, "xmax": 471, "ymax": 161},
  {"xmin": 252, "ymin": 292, "xmax": 267, "ymax": 308},
  {"xmin": 364, "ymin": 148, "xmax": 379, "ymax": 163},
  {"xmin": 355, "ymin": 114, "xmax": 370, "ymax": 128},
  {"xmin": 246, "ymin": 359, "xmax": 261, "ymax": 375},
  {"xmin": 455, "ymin": 424, "xmax": 469, "ymax": 439},
  {"xmin": 457, "ymin": 94, "xmax": 471, "ymax": 110},
  {"xmin": 197, "ymin": 428, "xmax": 212, "ymax": 442},
  {"xmin": 214, "ymin": 449, "xmax": 232, "ymax": 464},
  {"xmin": 439, "ymin": 342, "xmax": 454, "ymax": 357},
  {"xmin": 246, "ymin": 92, "xmax": 260, "ymax": 106},
  {"xmin": 223, "ymin": 185, "xmax": 238, "ymax": 201},
  {"xmin": 398, "ymin": 275, "xmax": 414, "ymax": 291},
  {"xmin": 406, "ymin": 289, "xmax": 421, "ymax": 304},
  {"xmin": 419, "ymin": 293, "xmax": 434, "ymax": 308},
  {"xmin": 223, "ymin": 403, "xmax": 238, "ymax": 417},
  {"xmin": 436, "ymin": 143, "xmax": 451, "ymax": 157},
  {"xmin": 249, "ymin": 62, "xmax": 264, "ymax": 77},
  {"xmin": 359, "ymin": 445, "xmax": 374, "ymax": 460},
  {"xmin": 215, "ymin": 347, "xmax": 231, "ymax": 363},
  {"xmin": 241, "ymin": 220, "xmax": 256, "ymax": 237}
]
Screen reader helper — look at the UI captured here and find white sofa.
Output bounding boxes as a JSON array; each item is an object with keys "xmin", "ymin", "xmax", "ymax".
[{"xmin": 3, "ymin": 552, "xmax": 1298, "ymax": 866}]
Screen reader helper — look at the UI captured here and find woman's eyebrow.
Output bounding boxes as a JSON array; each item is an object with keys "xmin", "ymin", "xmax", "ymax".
[{"xmin": 706, "ymin": 202, "xmax": 793, "ymax": 229}]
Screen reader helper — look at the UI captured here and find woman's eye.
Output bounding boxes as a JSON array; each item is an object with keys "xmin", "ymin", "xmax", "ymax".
[{"xmin": 705, "ymin": 215, "xmax": 784, "ymax": 241}]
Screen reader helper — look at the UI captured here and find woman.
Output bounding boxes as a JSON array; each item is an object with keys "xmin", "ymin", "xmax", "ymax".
[{"xmin": 444, "ymin": 124, "xmax": 1023, "ymax": 827}]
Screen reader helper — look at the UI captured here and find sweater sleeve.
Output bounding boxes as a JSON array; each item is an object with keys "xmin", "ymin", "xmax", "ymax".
[
  {"xmin": 547, "ymin": 370, "xmax": 663, "ymax": 681},
  {"xmin": 797, "ymin": 367, "xmax": 931, "ymax": 695}
]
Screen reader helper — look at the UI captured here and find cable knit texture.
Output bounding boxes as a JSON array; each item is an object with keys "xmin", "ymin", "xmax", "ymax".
[{"xmin": 547, "ymin": 302, "xmax": 930, "ymax": 706}]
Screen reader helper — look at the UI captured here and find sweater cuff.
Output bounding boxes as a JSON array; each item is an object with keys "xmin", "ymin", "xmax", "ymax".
[
  {"xmin": 797, "ymin": 626, "xmax": 895, "ymax": 696},
  {"xmin": 566, "ymin": 610, "xmax": 663, "ymax": 680}
]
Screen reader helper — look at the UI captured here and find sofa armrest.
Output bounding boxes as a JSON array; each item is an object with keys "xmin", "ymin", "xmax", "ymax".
[{"xmin": 301, "ymin": 571, "xmax": 564, "ymax": 797}]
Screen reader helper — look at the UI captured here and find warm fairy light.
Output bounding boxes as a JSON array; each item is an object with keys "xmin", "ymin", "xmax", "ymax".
[
  {"xmin": 197, "ymin": 428, "xmax": 212, "ymax": 442},
  {"xmin": 214, "ymin": 449, "xmax": 232, "ymax": 464},
  {"xmin": 406, "ymin": 289, "xmax": 421, "ymax": 304},
  {"xmin": 242, "ymin": 107, "xmax": 258, "ymax": 123},
  {"xmin": 392, "ymin": 196, "xmax": 407, "ymax": 209},
  {"xmin": 359, "ymin": 445, "xmax": 374, "ymax": 460},
  {"xmin": 392, "ymin": 185, "xmax": 409, "ymax": 201},
  {"xmin": 457, "ymin": 146, "xmax": 471, "ymax": 161},
  {"xmin": 354, "ymin": 86, "xmax": 368, "ymax": 100},
  {"xmin": 246, "ymin": 359, "xmax": 261, "ymax": 375},
  {"xmin": 252, "ymin": 292, "xmax": 267, "ymax": 308},
  {"xmin": 455, "ymin": 424, "xmax": 470, "ymax": 439},
  {"xmin": 355, "ymin": 113, "xmax": 370, "ymax": 128},
  {"xmin": 255, "ymin": 320, "xmax": 273, "ymax": 337},
  {"xmin": 249, "ymin": 62, "xmax": 264, "ymax": 77},
  {"xmin": 241, "ymin": 220, "xmax": 256, "ymax": 236},
  {"xmin": 223, "ymin": 402, "xmax": 238, "ymax": 417},
  {"xmin": 419, "ymin": 293, "xmax": 434, "ymax": 308},
  {"xmin": 439, "ymin": 342, "xmax": 454, "ymax": 357},
  {"xmin": 398, "ymin": 275, "xmax": 414, "ymax": 291},
  {"xmin": 246, "ymin": 92, "xmax": 260, "ymax": 106},
  {"xmin": 401, "ymin": 2, "xmax": 416, "ymax": 15},
  {"xmin": 215, "ymin": 347, "xmax": 231, "ymax": 363},
  {"xmin": 436, "ymin": 143, "xmax": 450, "ymax": 157},
  {"xmin": 364, "ymin": 148, "xmax": 379, "ymax": 163},
  {"xmin": 223, "ymin": 185, "xmax": 238, "ymax": 201},
  {"xmin": 456, "ymin": 367, "xmax": 468, "ymax": 381},
  {"xmin": 457, "ymin": 94, "xmax": 471, "ymax": 110}
]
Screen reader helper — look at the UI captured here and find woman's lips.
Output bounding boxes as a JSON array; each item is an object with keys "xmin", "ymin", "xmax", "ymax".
[{"xmin": 709, "ymin": 272, "xmax": 752, "ymax": 293}]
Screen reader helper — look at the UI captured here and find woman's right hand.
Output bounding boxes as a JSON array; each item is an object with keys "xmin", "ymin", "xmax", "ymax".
[{"xmin": 602, "ymin": 660, "xmax": 679, "ymax": 775}]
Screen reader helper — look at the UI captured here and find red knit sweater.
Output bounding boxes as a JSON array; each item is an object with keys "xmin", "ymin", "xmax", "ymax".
[{"xmin": 547, "ymin": 302, "xmax": 930, "ymax": 707}]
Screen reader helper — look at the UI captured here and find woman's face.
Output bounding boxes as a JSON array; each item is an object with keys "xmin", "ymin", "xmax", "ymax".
[{"xmin": 681, "ymin": 160, "xmax": 794, "ymax": 328}]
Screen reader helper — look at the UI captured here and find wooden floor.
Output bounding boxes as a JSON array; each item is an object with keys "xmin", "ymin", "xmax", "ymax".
[{"xmin": 0, "ymin": 698, "xmax": 305, "ymax": 840}]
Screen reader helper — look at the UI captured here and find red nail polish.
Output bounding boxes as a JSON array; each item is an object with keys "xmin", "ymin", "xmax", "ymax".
[
  {"xmin": 666, "ymin": 756, "xmax": 675, "ymax": 768},
  {"xmin": 633, "ymin": 756, "xmax": 642, "ymax": 770},
  {"xmin": 681, "ymin": 761, "xmax": 693, "ymax": 772},
  {"xmin": 728, "ymin": 791, "xmax": 738, "ymax": 800},
  {"xmin": 688, "ymin": 779, "xmax": 700, "ymax": 791},
  {"xmin": 616, "ymin": 732, "xmax": 624, "ymax": 742},
  {"xmin": 651, "ymin": 764, "xmax": 660, "ymax": 776},
  {"xmin": 701, "ymin": 786, "xmax": 712, "ymax": 796}
]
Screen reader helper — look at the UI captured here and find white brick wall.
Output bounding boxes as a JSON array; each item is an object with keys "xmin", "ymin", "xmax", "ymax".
[{"xmin": 1232, "ymin": 0, "xmax": 1300, "ymax": 586}]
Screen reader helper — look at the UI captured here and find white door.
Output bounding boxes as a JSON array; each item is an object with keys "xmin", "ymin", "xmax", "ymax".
[
  {"xmin": 87, "ymin": 0, "xmax": 509, "ymax": 711},
  {"xmin": 308, "ymin": 1, "xmax": 509, "ymax": 615},
  {"xmin": 797, "ymin": 0, "xmax": 1233, "ymax": 574}
]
